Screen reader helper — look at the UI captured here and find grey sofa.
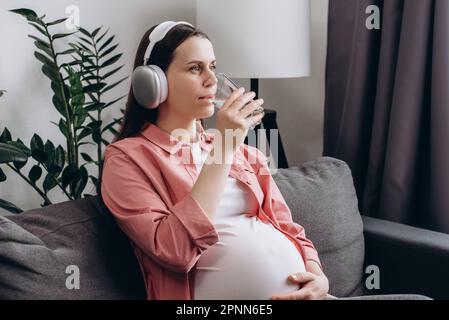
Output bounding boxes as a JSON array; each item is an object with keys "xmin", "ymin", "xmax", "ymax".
[{"xmin": 0, "ymin": 157, "xmax": 444, "ymax": 299}]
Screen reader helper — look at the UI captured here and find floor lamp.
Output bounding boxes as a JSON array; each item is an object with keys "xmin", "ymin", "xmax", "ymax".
[{"xmin": 197, "ymin": 0, "xmax": 311, "ymax": 169}]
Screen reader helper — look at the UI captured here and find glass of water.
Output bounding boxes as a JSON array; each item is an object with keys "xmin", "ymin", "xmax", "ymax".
[{"xmin": 212, "ymin": 73, "xmax": 264, "ymax": 128}]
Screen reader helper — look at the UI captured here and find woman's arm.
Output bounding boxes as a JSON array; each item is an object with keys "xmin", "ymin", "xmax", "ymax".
[
  {"xmin": 101, "ymin": 149, "xmax": 219, "ymax": 273},
  {"xmin": 190, "ymin": 134, "xmax": 234, "ymax": 221},
  {"xmin": 249, "ymin": 145, "xmax": 323, "ymax": 269}
]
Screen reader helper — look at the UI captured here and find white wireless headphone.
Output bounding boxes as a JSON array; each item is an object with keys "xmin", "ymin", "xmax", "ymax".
[{"xmin": 132, "ymin": 21, "xmax": 194, "ymax": 109}]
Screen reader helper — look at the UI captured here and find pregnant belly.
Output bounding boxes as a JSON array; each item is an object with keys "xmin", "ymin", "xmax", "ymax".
[{"xmin": 194, "ymin": 215, "xmax": 306, "ymax": 300}]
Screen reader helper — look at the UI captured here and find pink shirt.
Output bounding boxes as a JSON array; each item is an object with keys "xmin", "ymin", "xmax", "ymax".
[{"xmin": 100, "ymin": 121, "xmax": 321, "ymax": 300}]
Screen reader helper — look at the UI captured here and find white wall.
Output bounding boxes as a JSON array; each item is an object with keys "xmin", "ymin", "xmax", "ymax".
[{"xmin": 0, "ymin": 0, "xmax": 328, "ymax": 214}]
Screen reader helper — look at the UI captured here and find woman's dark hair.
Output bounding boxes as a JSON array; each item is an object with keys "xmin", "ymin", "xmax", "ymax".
[{"xmin": 97, "ymin": 23, "xmax": 210, "ymax": 194}]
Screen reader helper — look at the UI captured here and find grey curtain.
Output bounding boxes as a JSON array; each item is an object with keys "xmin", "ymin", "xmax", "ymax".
[{"xmin": 324, "ymin": 0, "xmax": 449, "ymax": 233}]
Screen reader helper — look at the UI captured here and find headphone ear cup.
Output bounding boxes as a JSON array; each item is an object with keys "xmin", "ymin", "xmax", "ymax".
[{"xmin": 132, "ymin": 64, "xmax": 168, "ymax": 109}]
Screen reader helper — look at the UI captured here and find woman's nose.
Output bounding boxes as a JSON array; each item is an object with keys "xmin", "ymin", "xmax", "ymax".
[{"xmin": 204, "ymin": 70, "xmax": 218, "ymax": 87}]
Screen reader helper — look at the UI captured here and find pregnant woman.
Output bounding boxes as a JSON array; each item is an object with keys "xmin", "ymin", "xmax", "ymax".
[{"xmin": 100, "ymin": 21, "xmax": 329, "ymax": 300}]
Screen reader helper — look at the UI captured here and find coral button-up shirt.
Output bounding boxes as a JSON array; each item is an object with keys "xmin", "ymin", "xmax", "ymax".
[{"xmin": 100, "ymin": 121, "xmax": 321, "ymax": 300}]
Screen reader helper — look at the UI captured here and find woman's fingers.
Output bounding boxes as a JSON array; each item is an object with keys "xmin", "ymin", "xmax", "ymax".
[
  {"xmin": 240, "ymin": 98, "xmax": 264, "ymax": 118},
  {"xmin": 271, "ymin": 287, "xmax": 315, "ymax": 300},
  {"xmin": 227, "ymin": 91, "xmax": 257, "ymax": 113},
  {"xmin": 220, "ymin": 88, "xmax": 247, "ymax": 110},
  {"xmin": 248, "ymin": 111, "xmax": 265, "ymax": 129},
  {"xmin": 288, "ymin": 272, "xmax": 316, "ymax": 284}
]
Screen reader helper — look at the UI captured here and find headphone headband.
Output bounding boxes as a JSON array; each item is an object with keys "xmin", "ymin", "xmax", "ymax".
[{"xmin": 143, "ymin": 20, "xmax": 194, "ymax": 64}]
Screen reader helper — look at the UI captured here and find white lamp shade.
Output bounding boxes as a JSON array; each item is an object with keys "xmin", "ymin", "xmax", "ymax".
[{"xmin": 196, "ymin": 0, "xmax": 311, "ymax": 79}]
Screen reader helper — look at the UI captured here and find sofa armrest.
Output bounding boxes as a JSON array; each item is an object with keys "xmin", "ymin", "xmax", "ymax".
[{"xmin": 362, "ymin": 215, "xmax": 449, "ymax": 299}]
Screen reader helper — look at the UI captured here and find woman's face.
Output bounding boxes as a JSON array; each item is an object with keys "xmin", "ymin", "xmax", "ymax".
[{"xmin": 163, "ymin": 36, "xmax": 218, "ymax": 121}]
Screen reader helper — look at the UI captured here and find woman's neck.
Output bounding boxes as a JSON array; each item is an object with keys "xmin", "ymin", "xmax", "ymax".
[{"xmin": 155, "ymin": 118, "xmax": 199, "ymax": 143}]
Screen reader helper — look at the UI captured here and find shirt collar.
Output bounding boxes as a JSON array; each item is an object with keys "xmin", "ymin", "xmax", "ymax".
[{"xmin": 140, "ymin": 120, "xmax": 215, "ymax": 155}]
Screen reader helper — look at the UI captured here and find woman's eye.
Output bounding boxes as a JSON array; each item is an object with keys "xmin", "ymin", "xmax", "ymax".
[{"xmin": 190, "ymin": 65, "xmax": 217, "ymax": 72}]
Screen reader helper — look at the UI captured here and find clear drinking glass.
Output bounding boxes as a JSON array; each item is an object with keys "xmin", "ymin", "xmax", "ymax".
[{"xmin": 212, "ymin": 73, "xmax": 264, "ymax": 122}]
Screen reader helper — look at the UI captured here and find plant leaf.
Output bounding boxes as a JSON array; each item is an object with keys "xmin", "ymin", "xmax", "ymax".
[
  {"xmin": 74, "ymin": 110, "xmax": 88, "ymax": 128},
  {"xmin": 98, "ymin": 35, "xmax": 115, "ymax": 53},
  {"xmin": 58, "ymin": 119, "xmax": 69, "ymax": 138},
  {"xmin": 0, "ymin": 167, "xmax": 6, "ymax": 182},
  {"xmin": 99, "ymin": 43, "xmax": 118, "ymax": 59},
  {"xmin": 0, "ymin": 142, "xmax": 28, "ymax": 163},
  {"xmin": 42, "ymin": 64, "xmax": 60, "ymax": 83},
  {"xmin": 30, "ymin": 134, "xmax": 47, "ymax": 163},
  {"xmin": 78, "ymin": 142, "xmax": 95, "ymax": 146},
  {"xmin": 0, "ymin": 127, "xmax": 12, "ymax": 142},
  {"xmin": 9, "ymin": 8, "xmax": 38, "ymax": 19},
  {"xmin": 102, "ymin": 94, "xmax": 127, "ymax": 110},
  {"xmin": 92, "ymin": 26, "xmax": 102, "ymax": 38},
  {"xmin": 34, "ymin": 41, "xmax": 53, "ymax": 59},
  {"xmin": 28, "ymin": 34, "xmax": 49, "ymax": 46},
  {"xmin": 52, "ymin": 94, "xmax": 67, "ymax": 118},
  {"xmin": 28, "ymin": 165, "xmax": 43, "ymax": 183},
  {"xmin": 78, "ymin": 27, "xmax": 91, "ymax": 37},
  {"xmin": 61, "ymin": 164, "xmax": 78, "ymax": 188},
  {"xmin": 81, "ymin": 152, "xmax": 93, "ymax": 162},
  {"xmin": 83, "ymin": 82, "xmax": 107, "ymax": 94},
  {"xmin": 100, "ymin": 53, "xmax": 122, "ymax": 68},
  {"xmin": 28, "ymin": 22, "xmax": 47, "ymax": 36},
  {"xmin": 101, "ymin": 117, "xmax": 122, "ymax": 133},
  {"xmin": 85, "ymin": 102, "xmax": 105, "ymax": 112},
  {"xmin": 72, "ymin": 166, "xmax": 88, "ymax": 198},
  {"xmin": 101, "ymin": 76, "xmax": 128, "ymax": 94},
  {"xmin": 43, "ymin": 173, "xmax": 58, "ymax": 193},
  {"xmin": 34, "ymin": 51, "xmax": 55, "ymax": 67},
  {"xmin": 55, "ymin": 146, "xmax": 65, "ymax": 170},
  {"xmin": 12, "ymin": 158, "xmax": 27, "ymax": 171},
  {"xmin": 75, "ymin": 41, "xmax": 93, "ymax": 54},
  {"xmin": 9, "ymin": 140, "xmax": 31, "ymax": 155},
  {"xmin": 87, "ymin": 120, "xmax": 102, "ymax": 131},
  {"xmin": 56, "ymin": 48, "xmax": 77, "ymax": 56},
  {"xmin": 44, "ymin": 140, "xmax": 55, "ymax": 169},
  {"xmin": 47, "ymin": 18, "xmax": 68, "ymax": 26},
  {"xmin": 0, "ymin": 198, "xmax": 23, "ymax": 214},
  {"xmin": 96, "ymin": 28, "xmax": 109, "ymax": 43},
  {"xmin": 9, "ymin": 139, "xmax": 31, "ymax": 169},
  {"xmin": 101, "ymin": 64, "xmax": 124, "ymax": 80},
  {"xmin": 53, "ymin": 31, "xmax": 77, "ymax": 40},
  {"xmin": 77, "ymin": 127, "xmax": 93, "ymax": 142},
  {"xmin": 78, "ymin": 36, "xmax": 93, "ymax": 46}
]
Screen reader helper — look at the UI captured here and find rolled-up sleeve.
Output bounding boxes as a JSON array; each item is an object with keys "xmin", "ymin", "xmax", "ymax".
[
  {"xmin": 101, "ymin": 149, "xmax": 219, "ymax": 273},
  {"xmin": 252, "ymin": 147, "xmax": 322, "ymax": 269}
]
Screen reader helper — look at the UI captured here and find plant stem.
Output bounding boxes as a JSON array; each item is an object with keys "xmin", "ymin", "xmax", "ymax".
[
  {"xmin": 6, "ymin": 163, "xmax": 52, "ymax": 205},
  {"xmin": 44, "ymin": 22, "xmax": 77, "ymax": 170},
  {"xmin": 40, "ymin": 164, "xmax": 73, "ymax": 200},
  {"xmin": 94, "ymin": 36, "xmax": 103, "ymax": 170}
]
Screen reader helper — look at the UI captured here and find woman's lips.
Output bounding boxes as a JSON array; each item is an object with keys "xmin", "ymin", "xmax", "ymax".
[{"xmin": 199, "ymin": 94, "xmax": 215, "ymax": 100}]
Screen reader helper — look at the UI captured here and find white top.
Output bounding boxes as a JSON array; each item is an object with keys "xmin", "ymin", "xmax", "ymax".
[{"xmin": 190, "ymin": 142, "xmax": 306, "ymax": 300}]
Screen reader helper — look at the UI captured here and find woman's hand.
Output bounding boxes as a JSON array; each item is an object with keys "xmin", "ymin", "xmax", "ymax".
[
  {"xmin": 214, "ymin": 88, "xmax": 265, "ymax": 156},
  {"xmin": 270, "ymin": 261, "xmax": 330, "ymax": 300}
]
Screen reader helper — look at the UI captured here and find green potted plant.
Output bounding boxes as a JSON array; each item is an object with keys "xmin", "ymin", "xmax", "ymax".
[{"xmin": 0, "ymin": 8, "xmax": 127, "ymax": 213}]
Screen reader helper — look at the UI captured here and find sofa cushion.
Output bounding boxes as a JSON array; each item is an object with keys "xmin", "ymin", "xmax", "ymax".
[
  {"xmin": 1, "ymin": 196, "xmax": 146, "ymax": 299},
  {"xmin": 273, "ymin": 157, "xmax": 365, "ymax": 297},
  {"xmin": 0, "ymin": 216, "xmax": 68, "ymax": 299}
]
